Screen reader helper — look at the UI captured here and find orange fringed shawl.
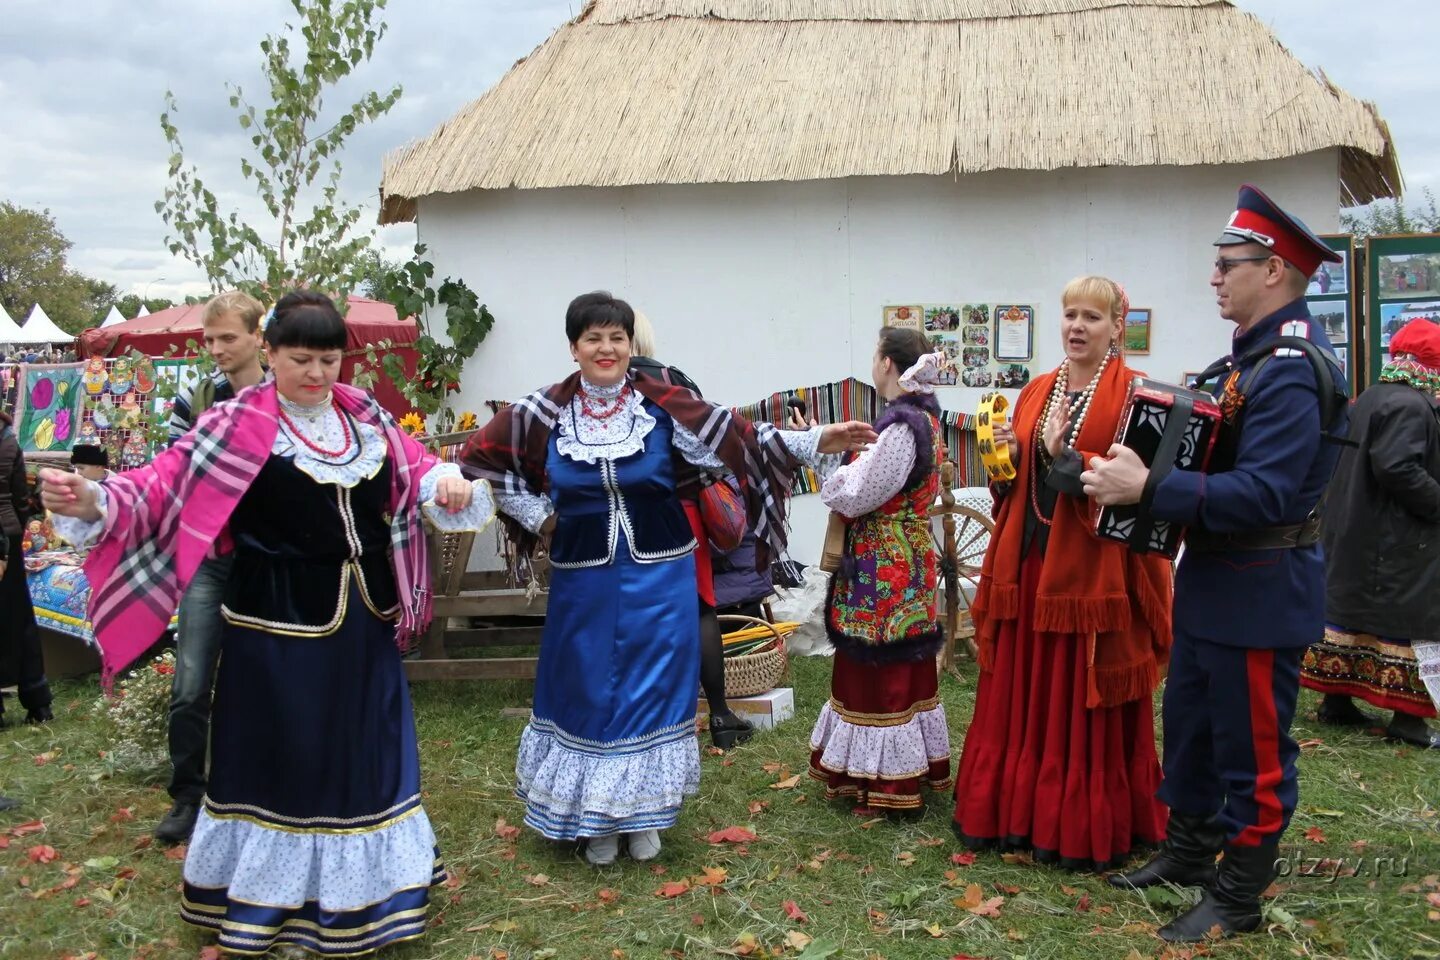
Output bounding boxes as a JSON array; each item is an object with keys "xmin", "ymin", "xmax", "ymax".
[{"xmin": 970, "ymin": 360, "xmax": 1174, "ymax": 708}]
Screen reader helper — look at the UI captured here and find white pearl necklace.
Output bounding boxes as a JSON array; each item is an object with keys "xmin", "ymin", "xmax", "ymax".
[{"xmin": 1038, "ymin": 349, "xmax": 1114, "ymax": 455}]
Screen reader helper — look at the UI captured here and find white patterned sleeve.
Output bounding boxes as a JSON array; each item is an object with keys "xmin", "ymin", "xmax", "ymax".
[
  {"xmin": 763, "ymin": 424, "xmax": 826, "ymax": 468},
  {"xmin": 671, "ymin": 421, "xmax": 727, "ymax": 470},
  {"xmin": 418, "ymin": 462, "xmax": 499, "ymax": 534},
  {"xmin": 51, "ymin": 481, "xmax": 109, "ymax": 548},
  {"xmin": 495, "ymin": 490, "xmax": 555, "ymax": 535},
  {"xmin": 819, "ymin": 424, "xmax": 917, "ymax": 519},
  {"xmin": 674, "ymin": 421, "xmax": 827, "ymax": 472}
]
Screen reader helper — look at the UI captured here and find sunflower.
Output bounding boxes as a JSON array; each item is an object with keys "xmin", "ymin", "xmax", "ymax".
[
  {"xmin": 399, "ymin": 412, "xmax": 426, "ymax": 436},
  {"xmin": 457, "ymin": 411, "xmax": 478, "ymax": 431}
]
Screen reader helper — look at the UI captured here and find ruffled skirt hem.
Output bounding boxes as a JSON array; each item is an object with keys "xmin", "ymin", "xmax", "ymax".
[
  {"xmin": 516, "ymin": 717, "xmax": 701, "ymax": 840},
  {"xmin": 180, "ymin": 805, "xmax": 444, "ymax": 957}
]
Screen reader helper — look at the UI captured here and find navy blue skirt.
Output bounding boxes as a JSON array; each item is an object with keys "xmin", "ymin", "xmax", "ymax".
[{"xmin": 180, "ymin": 582, "xmax": 443, "ymax": 956}]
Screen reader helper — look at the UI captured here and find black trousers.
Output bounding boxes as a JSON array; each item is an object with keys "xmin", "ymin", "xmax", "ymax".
[{"xmin": 0, "ymin": 538, "xmax": 51, "ymax": 718}]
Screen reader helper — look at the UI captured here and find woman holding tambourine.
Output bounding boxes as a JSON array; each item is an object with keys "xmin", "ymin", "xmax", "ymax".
[{"xmin": 952, "ymin": 276, "xmax": 1174, "ymax": 871}]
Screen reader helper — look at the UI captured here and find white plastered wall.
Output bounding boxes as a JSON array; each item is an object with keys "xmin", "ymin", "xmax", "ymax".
[{"xmin": 420, "ymin": 150, "xmax": 1340, "ymax": 565}]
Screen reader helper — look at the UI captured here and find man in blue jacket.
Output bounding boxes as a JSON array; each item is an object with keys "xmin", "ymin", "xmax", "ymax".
[{"xmin": 1082, "ymin": 185, "xmax": 1349, "ymax": 941}]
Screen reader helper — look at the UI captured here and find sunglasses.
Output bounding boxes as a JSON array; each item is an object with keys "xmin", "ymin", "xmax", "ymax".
[{"xmin": 1214, "ymin": 255, "xmax": 1274, "ymax": 276}]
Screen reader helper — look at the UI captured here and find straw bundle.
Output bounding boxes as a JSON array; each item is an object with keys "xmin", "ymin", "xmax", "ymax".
[{"xmin": 379, "ymin": 0, "xmax": 1398, "ymax": 224}]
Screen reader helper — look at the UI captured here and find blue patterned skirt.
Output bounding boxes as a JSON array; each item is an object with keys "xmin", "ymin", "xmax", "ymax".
[{"xmin": 517, "ymin": 538, "xmax": 701, "ymax": 839}]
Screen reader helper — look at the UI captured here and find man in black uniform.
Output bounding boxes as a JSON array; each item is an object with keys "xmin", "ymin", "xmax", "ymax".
[{"xmin": 1083, "ymin": 185, "xmax": 1349, "ymax": 941}]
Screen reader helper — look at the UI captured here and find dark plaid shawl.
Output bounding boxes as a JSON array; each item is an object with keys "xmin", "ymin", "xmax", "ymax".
[{"xmin": 460, "ymin": 372, "xmax": 801, "ymax": 568}]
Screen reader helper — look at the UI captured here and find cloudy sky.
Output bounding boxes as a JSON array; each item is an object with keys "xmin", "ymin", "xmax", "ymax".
[{"xmin": 1, "ymin": 0, "xmax": 1434, "ymax": 303}]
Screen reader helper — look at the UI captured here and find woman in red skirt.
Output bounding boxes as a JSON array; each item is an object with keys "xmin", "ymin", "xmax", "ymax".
[
  {"xmin": 808, "ymin": 328, "xmax": 952, "ymax": 813},
  {"xmin": 952, "ymin": 276, "xmax": 1174, "ymax": 870}
]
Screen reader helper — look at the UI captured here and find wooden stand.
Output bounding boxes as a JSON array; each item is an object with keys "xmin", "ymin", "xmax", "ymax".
[
  {"xmin": 403, "ymin": 526, "xmax": 548, "ymax": 681},
  {"xmin": 930, "ymin": 462, "xmax": 994, "ymax": 679}
]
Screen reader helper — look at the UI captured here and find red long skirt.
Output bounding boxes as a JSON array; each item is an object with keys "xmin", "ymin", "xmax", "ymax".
[
  {"xmin": 808, "ymin": 650, "xmax": 953, "ymax": 811},
  {"xmin": 952, "ymin": 553, "xmax": 1166, "ymax": 870}
]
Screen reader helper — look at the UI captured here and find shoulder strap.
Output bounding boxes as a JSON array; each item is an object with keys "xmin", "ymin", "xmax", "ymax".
[
  {"xmin": 191, "ymin": 376, "xmax": 218, "ymax": 418},
  {"xmin": 1235, "ymin": 335, "xmax": 1346, "ymax": 437}
]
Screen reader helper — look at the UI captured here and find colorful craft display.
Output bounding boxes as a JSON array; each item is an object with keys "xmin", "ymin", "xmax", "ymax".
[
  {"xmin": 4, "ymin": 358, "xmax": 203, "ymax": 468},
  {"xmin": 16, "ymin": 363, "xmax": 83, "ymax": 453}
]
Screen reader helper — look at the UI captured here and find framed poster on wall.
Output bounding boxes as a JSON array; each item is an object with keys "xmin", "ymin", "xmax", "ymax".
[
  {"xmin": 1364, "ymin": 233, "xmax": 1440, "ymax": 388},
  {"xmin": 1309, "ymin": 234, "xmax": 1357, "ymax": 393}
]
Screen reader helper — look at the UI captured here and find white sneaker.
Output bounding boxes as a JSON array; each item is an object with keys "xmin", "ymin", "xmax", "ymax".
[
  {"xmin": 585, "ymin": 834, "xmax": 620, "ymax": 866},
  {"xmin": 626, "ymin": 830, "xmax": 662, "ymax": 861}
]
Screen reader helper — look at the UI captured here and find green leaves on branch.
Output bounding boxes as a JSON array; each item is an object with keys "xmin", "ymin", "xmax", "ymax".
[
  {"xmin": 355, "ymin": 244, "xmax": 495, "ymax": 433},
  {"xmin": 155, "ymin": 0, "xmax": 401, "ymax": 302}
]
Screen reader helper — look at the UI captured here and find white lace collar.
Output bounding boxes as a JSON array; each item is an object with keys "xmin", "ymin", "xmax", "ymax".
[
  {"xmin": 554, "ymin": 377, "xmax": 655, "ymax": 464},
  {"xmin": 274, "ymin": 393, "xmax": 386, "ymax": 488}
]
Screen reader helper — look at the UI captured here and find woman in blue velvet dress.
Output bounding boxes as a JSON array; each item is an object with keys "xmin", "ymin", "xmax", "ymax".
[
  {"xmin": 46, "ymin": 293, "xmax": 495, "ymax": 956},
  {"xmin": 464, "ymin": 292, "xmax": 875, "ymax": 865}
]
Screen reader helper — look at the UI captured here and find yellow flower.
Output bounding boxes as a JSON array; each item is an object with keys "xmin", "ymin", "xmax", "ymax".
[
  {"xmin": 399, "ymin": 412, "xmax": 426, "ymax": 436},
  {"xmin": 457, "ymin": 411, "xmax": 478, "ymax": 431}
]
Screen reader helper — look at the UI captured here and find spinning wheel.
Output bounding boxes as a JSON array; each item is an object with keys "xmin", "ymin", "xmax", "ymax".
[{"xmin": 930, "ymin": 462, "xmax": 995, "ymax": 679}]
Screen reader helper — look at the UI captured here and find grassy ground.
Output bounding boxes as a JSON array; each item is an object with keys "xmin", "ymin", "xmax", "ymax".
[{"xmin": 2, "ymin": 655, "xmax": 1439, "ymax": 960}]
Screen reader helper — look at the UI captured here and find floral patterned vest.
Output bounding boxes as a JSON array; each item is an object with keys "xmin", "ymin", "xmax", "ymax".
[{"xmin": 825, "ymin": 402, "xmax": 944, "ymax": 663}]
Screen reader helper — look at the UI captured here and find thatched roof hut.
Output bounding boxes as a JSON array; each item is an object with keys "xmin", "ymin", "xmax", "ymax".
[{"xmin": 380, "ymin": 0, "xmax": 1399, "ymax": 222}]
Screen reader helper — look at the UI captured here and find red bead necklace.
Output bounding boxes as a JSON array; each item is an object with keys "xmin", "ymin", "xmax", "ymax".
[
  {"xmin": 279, "ymin": 405, "xmax": 353, "ymax": 459},
  {"xmin": 578, "ymin": 383, "xmax": 632, "ymax": 422}
]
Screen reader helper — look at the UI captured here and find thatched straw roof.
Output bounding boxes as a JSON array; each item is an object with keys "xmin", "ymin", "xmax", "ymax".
[{"xmin": 379, "ymin": 0, "xmax": 1399, "ymax": 223}]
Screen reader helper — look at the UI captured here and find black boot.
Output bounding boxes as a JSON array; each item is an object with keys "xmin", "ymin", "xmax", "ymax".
[
  {"xmin": 24, "ymin": 705, "xmax": 54, "ymax": 725},
  {"xmin": 709, "ymin": 710, "xmax": 755, "ymax": 750},
  {"xmin": 0, "ymin": 796, "xmax": 19, "ymax": 812},
  {"xmin": 155, "ymin": 801, "xmax": 201, "ymax": 843},
  {"xmin": 1107, "ymin": 812, "xmax": 1224, "ymax": 890},
  {"xmin": 1158, "ymin": 841, "xmax": 1279, "ymax": 942}
]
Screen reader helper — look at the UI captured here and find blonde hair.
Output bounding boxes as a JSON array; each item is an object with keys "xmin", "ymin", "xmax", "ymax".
[
  {"xmin": 203, "ymin": 290, "xmax": 265, "ymax": 332},
  {"xmin": 631, "ymin": 310, "xmax": 656, "ymax": 357},
  {"xmin": 1061, "ymin": 275, "xmax": 1129, "ymax": 350}
]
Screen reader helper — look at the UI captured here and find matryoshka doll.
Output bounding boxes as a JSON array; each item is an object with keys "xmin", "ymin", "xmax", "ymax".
[
  {"xmin": 77, "ymin": 417, "xmax": 100, "ymax": 445},
  {"xmin": 22, "ymin": 518, "xmax": 48, "ymax": 554},
  {"xmin": 134, "ymin": 357, "xmax": 156, "ymax": 394},
  {"xmin": 117, "ymin": 391, "xmax": 141, "ymax": 430},
  {"xmin": 82, "ymin": 357, "xmax": 108, "ymax": 396},
  {"xmin": 109, "ymin": 356, "xmax": 133, "ymax": 395},
  {"xmin": 120, "ymin": 431, "xmax": 148, "ymax": 471}
]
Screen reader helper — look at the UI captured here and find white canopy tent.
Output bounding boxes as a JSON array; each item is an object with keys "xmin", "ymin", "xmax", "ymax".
[
  {"xmin": 100, "ymin": 305, "xmax": 127, "ymax": 328},
  {"xmin": 14, "ymin": 304, "xmax": 74, "ymax": 344},
  {"xmin": 0, "ymin": 303, "xmax": 26, "ymax": 343},
  {"xmin": 135, "ymin": 304, "xmax": 151, "ymax": 318}
]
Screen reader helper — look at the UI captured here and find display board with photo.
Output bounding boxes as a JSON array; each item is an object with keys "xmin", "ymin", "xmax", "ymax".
[
  {"xmin": 1308, "ymin": 253, "xmax": 1348, "ymax": 297},
  {"xmin": 1366, "ymin": 234, "xmax": 1440, "ymax": 386},
  {"xmin": 1123, "ymin": 308, "xmax": 1152, "ymax": 355},
  {"xmin": 1312, "ymin": 302, "xmax": 1349, "ymax": 346},
  {"xmin": 1378, "ymin": 253, "xmax": 1440, "ymax": 299},
  {"xmin": 886, "ymin": 302, "xmax": 1032, "ymax": 389},
  {"xmin": 924, "ymin": 305, "xmax": 963, "ymax": 332}
]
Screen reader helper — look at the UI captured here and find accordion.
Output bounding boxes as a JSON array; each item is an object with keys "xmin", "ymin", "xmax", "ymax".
[{"xmin": 1093, "ymin": 377, "xmax": 1222, "ymax": 558}]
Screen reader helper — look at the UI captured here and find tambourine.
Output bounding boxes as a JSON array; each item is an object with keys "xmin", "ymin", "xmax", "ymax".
[{"xmin": 975, "ymin": 392, "xmax": 1016, "ymax": 481}]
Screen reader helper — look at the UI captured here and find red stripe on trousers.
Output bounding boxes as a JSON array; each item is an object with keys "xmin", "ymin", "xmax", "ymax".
[{"xmin": 1235, "ymin": 649, "xmax": 1283, "ymax": 847}]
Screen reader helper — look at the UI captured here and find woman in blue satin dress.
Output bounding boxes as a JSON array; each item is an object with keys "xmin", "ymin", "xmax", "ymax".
[{"xmin": 464, "ymin": 292, "xmax": 874, "ymax": 865}]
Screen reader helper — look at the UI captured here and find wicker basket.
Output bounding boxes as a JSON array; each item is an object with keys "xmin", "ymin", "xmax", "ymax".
[{"xmin": 718, "ymin": 614, "xmax": 789, "ymax": 698}]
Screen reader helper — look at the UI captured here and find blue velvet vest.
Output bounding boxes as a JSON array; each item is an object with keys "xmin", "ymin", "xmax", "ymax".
[{"xmin": 547, "ymin": 402, "xmax": 696, "ymax": 568}]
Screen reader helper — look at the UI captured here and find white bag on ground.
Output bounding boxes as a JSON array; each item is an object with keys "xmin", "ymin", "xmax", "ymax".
[{"xmin": 771, "ymin": 566, "xmax": 834, "ymax": 656}]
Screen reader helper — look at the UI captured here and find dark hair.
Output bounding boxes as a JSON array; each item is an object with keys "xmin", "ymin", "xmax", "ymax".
[
  {"xmin": 877, "ymin": 326, "xmax": 929, "ymax": 374},
  {"xmin": 264, "ymin": 290, "xmax": 347, "ymax": 351},
  {"xmin": 565, "ymin": 291, "xmax": 634, "ymax": 344}
]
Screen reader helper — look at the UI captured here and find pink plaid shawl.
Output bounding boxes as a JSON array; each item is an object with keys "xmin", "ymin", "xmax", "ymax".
[{"xmin": 84, "ymin": 381, "xmax": 436, "ymax": 685}]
